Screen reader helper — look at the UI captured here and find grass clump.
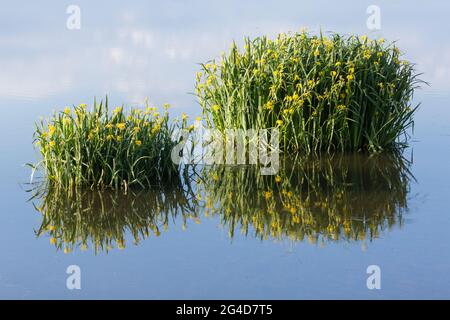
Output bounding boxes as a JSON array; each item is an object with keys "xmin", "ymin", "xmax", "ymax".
[
  {"xmin": 33, "ymin": 98, "xmax": 181, "ymax": 190},
  {"xmin": 196, "ymin": 31, "xmax": 422, "ymax": 153}
]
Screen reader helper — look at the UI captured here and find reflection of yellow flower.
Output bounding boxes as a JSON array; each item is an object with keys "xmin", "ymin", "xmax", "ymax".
[
  {"xmin": 64, "ymin": 247, "xmax": 71, "ymax": 254},
  {"xmin": 50, "ymin": 237, "xmax": 57, "ymax": 245}
]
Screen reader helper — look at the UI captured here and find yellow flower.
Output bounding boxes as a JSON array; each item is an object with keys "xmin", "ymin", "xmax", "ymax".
[
  {"xmin": 106, "ymin": 134, "xmax": 114, "ymax": 141},
  {"xmin": 153, "ymin": 112, "xmax": 160, "ymax": 118},
  {"xmin": 48, "ymin": 125, "xmax": 56, "ymax": 137},
  {"xmin": 116, "ymin": 136, "xmax": 123, "ymax": 142},
  {"xmin": 264, "ymin": 191, "xmax": 272, "ymax": 199},
  {"xmin": 164, "ymin": 103, "xmax": 171, "ymax": 110},
  {"xmin": 348, "ymin": 67, "xmax": 355, "ymax": 74},
  {"xmin": 347, "ymin": 74, "xmax": 354, "ymax": 81},
  {"xmin": 266, "ymin": 101, "xmax": 274, "ymax": 110},
  {"xmin": 330, "ymin": 71, "xmax": 337, "ymax": 77},
  {"xmin": 48, "ymin": 225, "xmax": 56, "ymax": 231},
  {"xmin": 212, "ymin": 105, "xmax": 220, "ymax": 112},
  {"xmin": 360, "ymin": 35, "xmax": 368, "ymax": 42},
  {"xmin": 337, "ymin": 104, "xmax": 347, "ymax": 111},
  {"xmin": 50, "ymin": 237, "xmax": 57, "ymax": 245},
  {"xmin": 64, "ymin": 107, "xmax": 71, "ymax": 115},
  {"xmin": 78, "ymin": 103, "xmax": 87, "ymax": 108},
  {"xmin": 63, "ymin": 247, "xmax": 71, "ymax": 254},
  {"xmin": 116, "ymin": 123, "xmax": 126, "ymax": 130},
  {"xmin": 49, "ymin": 140, "xmax": 56, "ymax": 148},
  {"xmin": 181, "ymin": 113, "xmax": 188, "ymax": 120},
  {"xmin": 63, "ymin": 118, "xmax": 71, "ymax": 125},
  {"xmin": 113, "ymin": 106, "xmax": 123, "ymax": 114},
  {"xmin": 275, "ymin": 175, "xmax": 282, "ymax": 183},
  {"xmin": 151, "ymin": 124, "xmax": 161, "ymax": 134},
  {"xmin": 378, "ymin": 38, "xmax": 385, "ymax": 44},
  {"xmin": 276, "ymin": 119, "xmax": 283, "ymax": 126},
  {"xmin": 106, "ymin": 123, "xmax": 113, "ymax": 129},
  {"xmin": 313, "ymin": 49, "xmax": 320, "ymax": 57},
  {"xmin": 135, "ymin": 140, "xmax": 142, "ymax": 146},
  {"xmin": 195, "ymin": 116, "xmax": 202, "ymax": 122},
  {"xmin": 335, "ymin": 62, "xmax": 341, "ymax": 67},
  {"xmin": 133, "ymin": 126, "xmax": 141, "ymax": 134}
]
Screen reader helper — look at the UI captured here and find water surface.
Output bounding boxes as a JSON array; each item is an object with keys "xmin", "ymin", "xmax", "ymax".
[{"xmin": 1, "ymin": 1, "xmax": 450, "ymax": 299}]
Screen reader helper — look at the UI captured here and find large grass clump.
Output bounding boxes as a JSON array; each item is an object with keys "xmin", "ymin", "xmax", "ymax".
[
  {"xmin": 196, "ymin": 31, "xmax": 422, "ymax": 153},
  {"xmin": 33, "ymin": 99, "xmax": 183, "ymax": 189}
]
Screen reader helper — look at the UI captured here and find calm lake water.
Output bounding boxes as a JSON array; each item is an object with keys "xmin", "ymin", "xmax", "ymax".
[{"xmin": 1, "ymin": 1, "xmax": 450, "ymax": 299}]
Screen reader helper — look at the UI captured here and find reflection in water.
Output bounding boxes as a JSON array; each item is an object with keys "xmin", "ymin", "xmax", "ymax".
[
  {"xmin": 31, "ymin": 183, "xmax": 198, "ymax": 253},
  {"xmin": 199, "ymin": 153, "xmax": 413, "ymax": 245},
  {"xmin": 31, "ymin": 153, "xmax": 413, "ymax": 253}
]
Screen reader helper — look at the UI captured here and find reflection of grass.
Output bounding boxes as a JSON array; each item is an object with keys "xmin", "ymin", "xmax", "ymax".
[
  {"xmin": 31, "ymin": 153, "xmax": 413, "ymax": 252},
  {"xmin": 32, "ymin": 98, "xmax": 183, "ymax": 190},
  {"xmin": 32, "ymin": 182, "xmax": 198, "ymax": 253},
  {"xmin": 198, "ymin": 153, "xmax": 413, "ymax": 244},
  {"xmin": 196, "ymin": 32, "xmax": 421, "ymax": 153}
]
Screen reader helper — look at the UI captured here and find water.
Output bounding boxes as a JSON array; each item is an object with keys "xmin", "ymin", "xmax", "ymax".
[{"xmin": 1, "ymin": 0, "xmax": 450, "ymax": 299}]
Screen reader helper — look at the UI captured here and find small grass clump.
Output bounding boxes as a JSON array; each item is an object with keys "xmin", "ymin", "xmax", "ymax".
[
  {"xmin": 33, "ymin": 98, "xmax": 181, "ymax": 189},
  {"xmin": 196, "ymin": 31, "xmax": 422, "ymax": 153}
]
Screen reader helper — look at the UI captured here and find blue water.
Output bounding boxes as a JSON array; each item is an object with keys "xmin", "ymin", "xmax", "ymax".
[{"xmin": 1, "ymin": 0, "xmax": 450, "ymax": 299}]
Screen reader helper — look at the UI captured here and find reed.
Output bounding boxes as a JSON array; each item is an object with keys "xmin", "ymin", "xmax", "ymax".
[
  {"xmin": 196, "ymin": 31, "xmax": 422, "ymax": 153},
  {"xmin": 32, "ymin": 98, "xmax": 183, "ymax": 190}
]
